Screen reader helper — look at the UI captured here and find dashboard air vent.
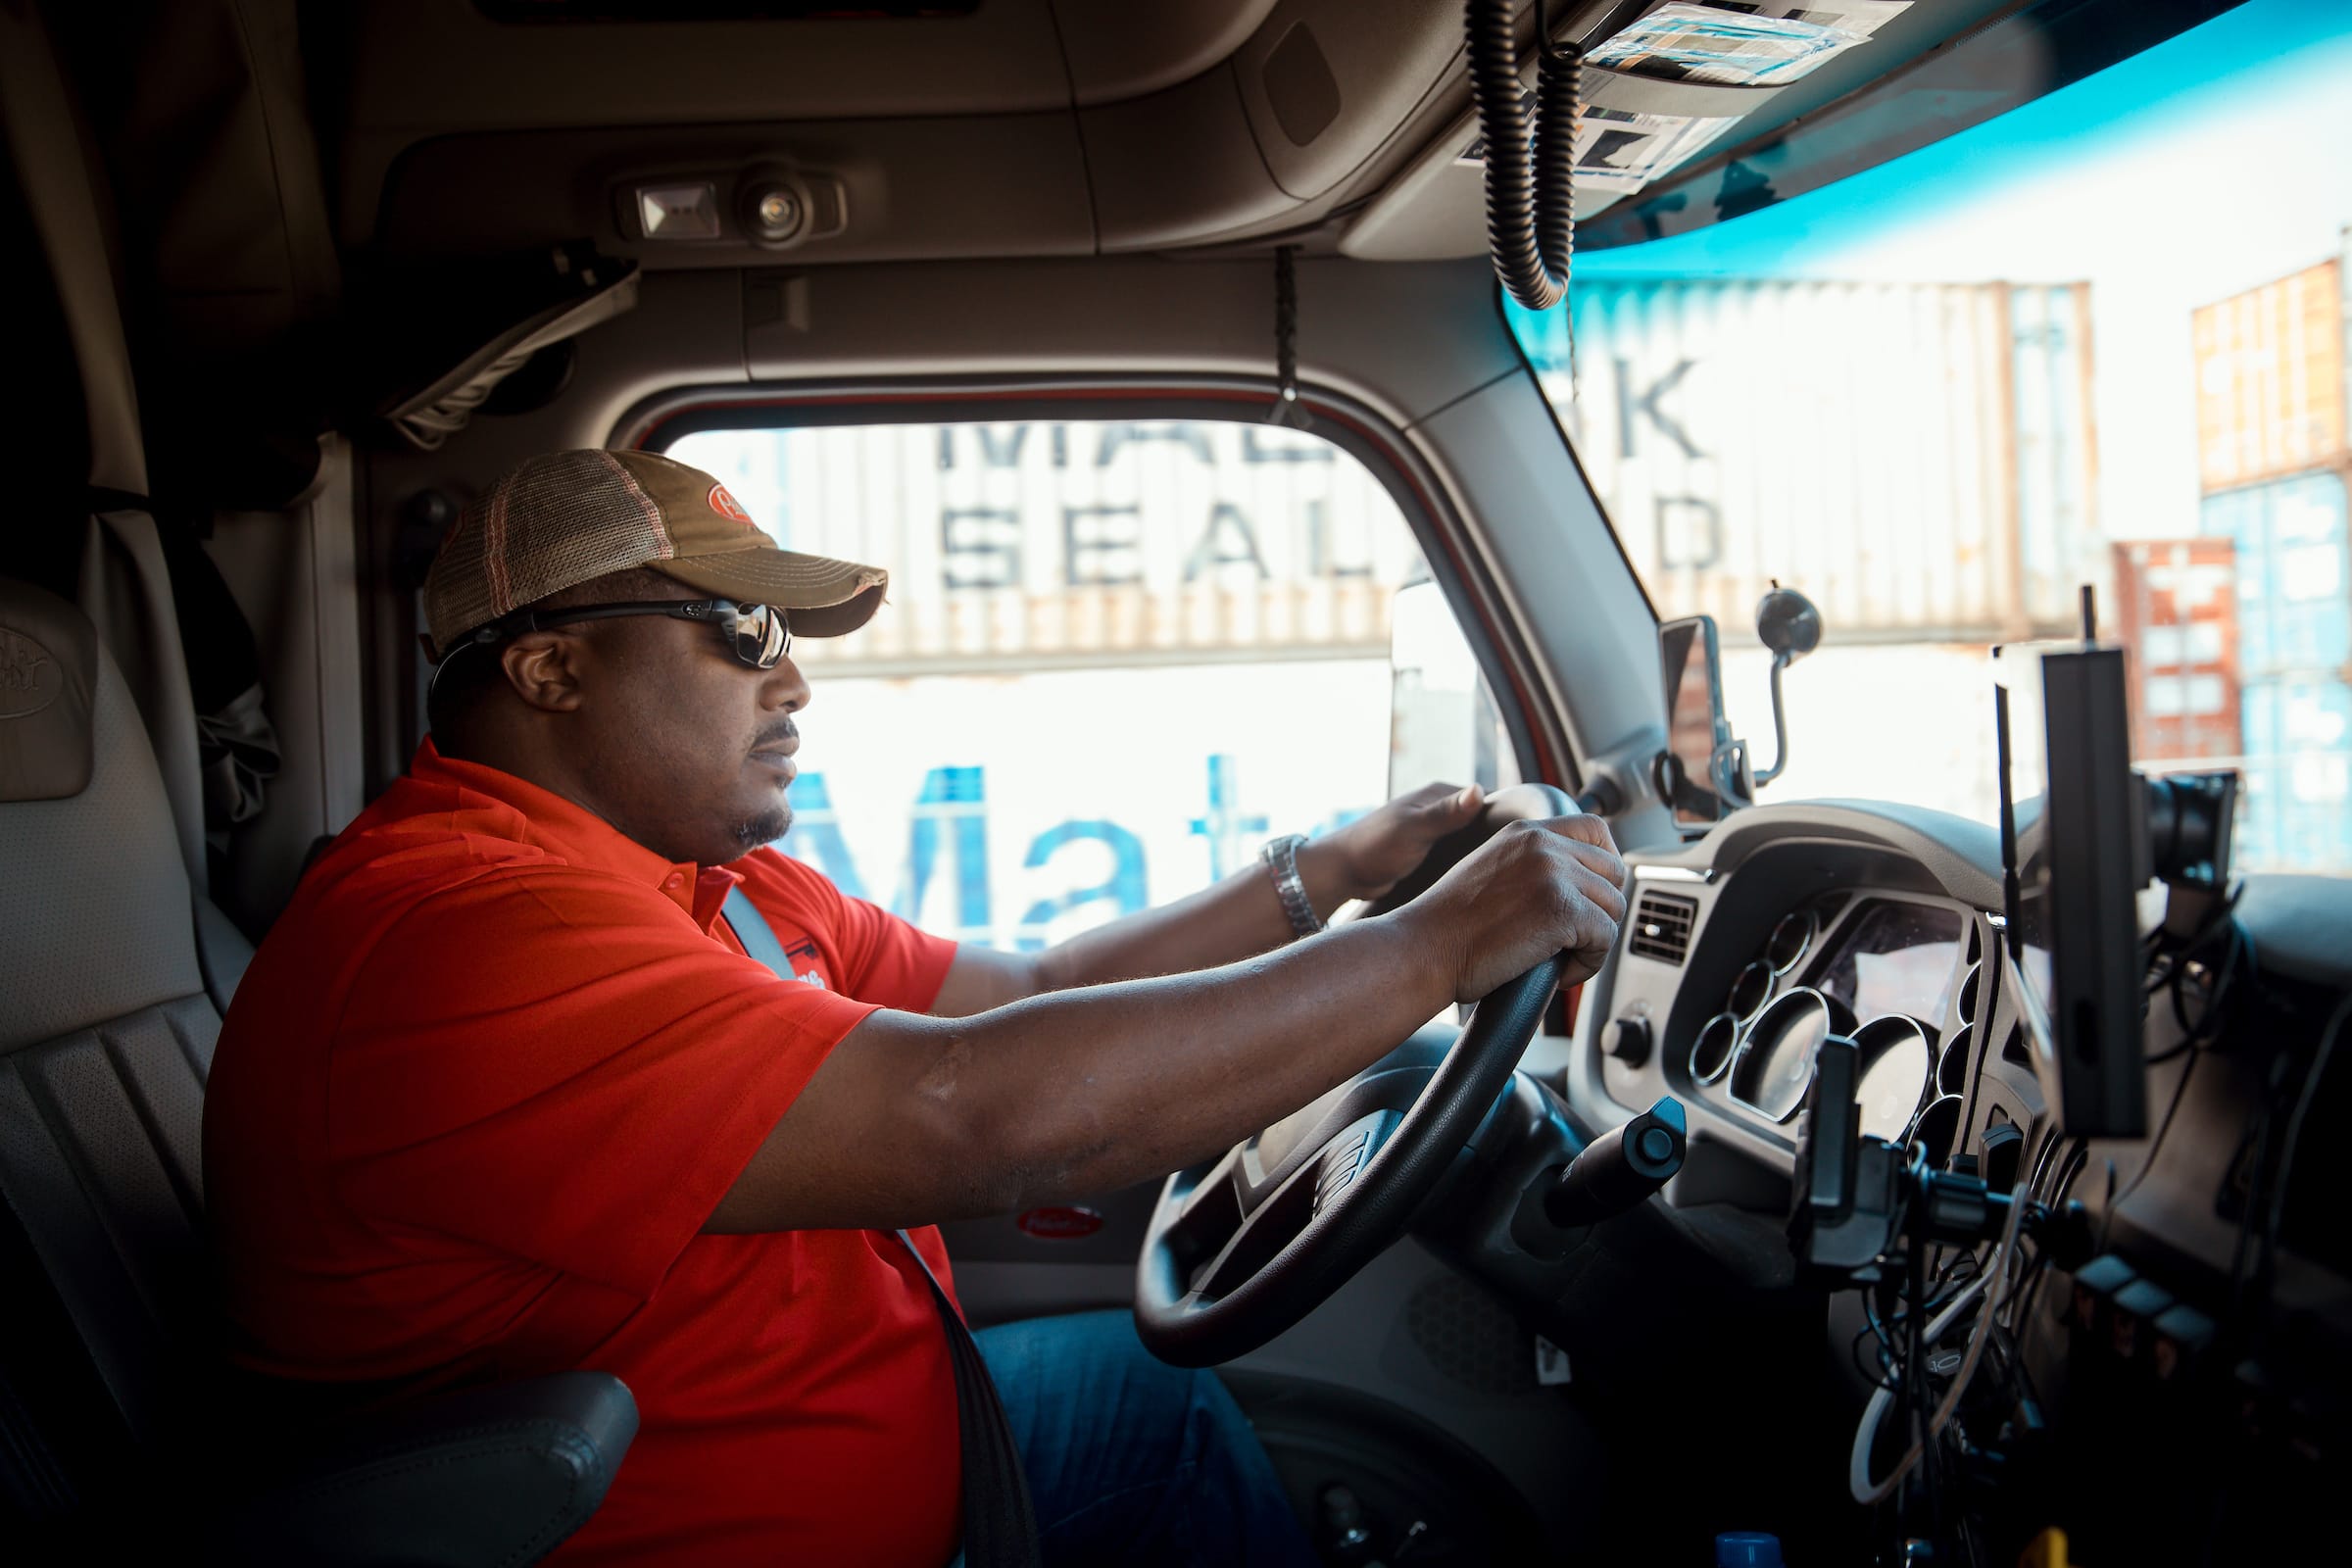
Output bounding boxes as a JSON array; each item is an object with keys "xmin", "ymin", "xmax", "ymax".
[{"xmin": 1628, "ymin": 891, "xmax": 1699, "ymax": 965}]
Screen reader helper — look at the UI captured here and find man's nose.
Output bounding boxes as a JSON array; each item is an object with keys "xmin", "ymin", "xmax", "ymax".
[{"xmin": 761, "ymin": 655, "xmax": 810, "ymax": 712}]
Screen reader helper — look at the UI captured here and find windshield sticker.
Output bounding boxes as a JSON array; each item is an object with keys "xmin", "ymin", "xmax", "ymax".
[{"xmin": 1587, "ymin": 2, "xmax": 1909, "ymax": 89}]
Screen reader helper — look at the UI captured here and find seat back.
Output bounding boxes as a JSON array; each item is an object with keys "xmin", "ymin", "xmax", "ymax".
[{"xmin": 0, "ymin": 576, "xmax": 243, "ymax": 1523}]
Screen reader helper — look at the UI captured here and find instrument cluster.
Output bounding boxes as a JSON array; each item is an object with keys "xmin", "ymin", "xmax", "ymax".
[{"xmin": 1678, "ymin": 892, "xmax": 1986, "ymax": 1162}]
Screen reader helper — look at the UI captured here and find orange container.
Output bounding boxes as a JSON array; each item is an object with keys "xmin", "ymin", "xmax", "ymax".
[{"xmin": 2194, "ymin": 258, "xmax": 2349, "ymax": 494}]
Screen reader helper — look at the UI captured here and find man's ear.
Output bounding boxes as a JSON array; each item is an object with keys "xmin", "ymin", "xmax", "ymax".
[{"xmin": 499, "ymin": 632, "xmax": 587, "ymax": 714}]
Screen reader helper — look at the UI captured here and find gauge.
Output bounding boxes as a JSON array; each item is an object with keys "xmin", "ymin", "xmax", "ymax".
[
  {"xmin": 1852, "ymin": 1015, "xmax": 1932, "ymax": 1140},
  {"xmin": 1766, "ymin": 908, "xmax": 1816, "ymax": 972},
  {"xmin": 1956, "ymin": 963, "xmax": 1982, "ymax": 1027},
  {"xmin": 1912, "ymin": 1096, "xmax": 1963, "ymax": 1167},
  {"xmin": 1937, "ymin": 1024, "xmax": 1975, "ymax": 1097},
  {"xmin": 1727, "ymin": 959, "xmax": 1775, "ymax": 1019},
  {"xmin": 1690, "ymin": 1011, "xmax": 1740, "ymax": 1085},
  {"xmin": 1731, "ymin": 988, "xmax": 1856, "ymax": 1121}
]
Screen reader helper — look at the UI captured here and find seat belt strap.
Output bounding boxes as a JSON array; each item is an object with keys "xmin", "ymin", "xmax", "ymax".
[{"xmin": 721, "ymin": 887, "xmax": 1041, "ymax": 1568}]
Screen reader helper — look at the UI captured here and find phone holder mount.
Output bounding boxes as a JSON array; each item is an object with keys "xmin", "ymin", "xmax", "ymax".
[
  {"xmin": 1749, "ymin": 581, "xmax": 1822, "ymax": 790},
  {"xmin": 1788, "ymin": 1037, "xmax": 2090, "ymax": 1281},
  {"xmin": 1656, "ymin": 582, "xmax": 1822, "ymax": 817}
]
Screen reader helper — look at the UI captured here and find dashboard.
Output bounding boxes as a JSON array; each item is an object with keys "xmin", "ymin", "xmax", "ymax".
[
  {"xmin": 1567, "ymin": 801, "xmax": 2046, "ymax": 1215},
  {"xmin": 1499, "ymin": 798, "xmax": 2352, "ymax": 1561},
  {"xmin": 1387, "ymin": 793, "xmax": 2352, "ymax": 1560}
]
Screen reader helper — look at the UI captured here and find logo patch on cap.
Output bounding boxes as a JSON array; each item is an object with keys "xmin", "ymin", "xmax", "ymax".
[
  {"xmin": 0, "ymin": 626, "xmax": 63, "ymax": 720},
  {"xmin": 708, "ymin": 483, "xmax": 754, "ymax": 525}
]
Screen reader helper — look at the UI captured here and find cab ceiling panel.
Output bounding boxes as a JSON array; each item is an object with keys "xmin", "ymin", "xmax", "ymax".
[
  {"xmin": 333, "ymin": 0, "xmax": 1476, "ymax": 263},
  {"xmin": 336, "ymin": 0, "xmax": 1282, "ymax": 250},
  {"xmin": 372, "ymin": 115, "xmax": 1097, "ymax": 264}
]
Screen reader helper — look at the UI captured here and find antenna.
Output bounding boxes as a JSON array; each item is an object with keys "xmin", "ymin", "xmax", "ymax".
[
  {"xmin": 2079, "ymin": 583, "xmax": 2098, "ymax": 645},
  {"xmin": 1994, "ymin": 669, "xmax": 2022, "ymax": 958}
]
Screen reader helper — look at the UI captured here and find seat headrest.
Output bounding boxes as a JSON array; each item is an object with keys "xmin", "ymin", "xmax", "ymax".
[{"xmin": 0, "ymin": 577, "xmax": 99, "ymax": 801}]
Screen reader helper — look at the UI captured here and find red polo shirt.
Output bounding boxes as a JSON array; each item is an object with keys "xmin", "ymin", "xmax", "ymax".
[{"xmin": 205, "ymin": 740, "xmax": 964, "ymax": 1565}]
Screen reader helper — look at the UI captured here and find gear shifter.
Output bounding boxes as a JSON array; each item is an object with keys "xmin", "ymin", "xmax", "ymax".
[{"xmin": 1544, "ymin": 1096, "xmax": 1687, "ymax": 1226}]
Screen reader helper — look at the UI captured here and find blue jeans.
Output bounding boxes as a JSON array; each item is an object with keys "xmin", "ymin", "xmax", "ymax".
[{"xmin": 963, "ymin": 1309, "xmax": 1319, "ymax": 1568}]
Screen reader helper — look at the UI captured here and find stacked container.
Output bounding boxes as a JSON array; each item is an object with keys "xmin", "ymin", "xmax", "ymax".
[
  {"xmin": 1515, "ymin": 278, "xmax": 2102, "ymax": 645},
  {"xmin": 2112, "ymin": 538, "xmax": 2240, "ymax": 766},
  {"xmin": 2193, "ymin": 232, "xmax": 2352, "ymax": 871}
]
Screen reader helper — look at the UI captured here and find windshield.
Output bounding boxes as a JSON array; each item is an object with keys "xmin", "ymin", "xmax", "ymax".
[{"xmin": 1509, "ymin": 0, "xmax": 2352, "ymax": 875}]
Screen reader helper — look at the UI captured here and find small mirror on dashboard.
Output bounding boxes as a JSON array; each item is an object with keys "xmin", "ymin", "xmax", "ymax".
[{"xmin": 1657, "ymin": 614, "xmax": 1744, "ymax": 823}]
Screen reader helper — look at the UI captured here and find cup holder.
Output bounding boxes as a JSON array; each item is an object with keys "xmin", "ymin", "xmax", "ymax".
[{"xmin": 1690, "ymin": 1011, "xmax": 1740, "ymax": 1085}]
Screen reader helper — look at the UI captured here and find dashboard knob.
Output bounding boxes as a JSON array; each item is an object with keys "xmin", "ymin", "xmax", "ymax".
[{"xmin": 1606, "ymin": 1015, "xmax": 1652, "ymax": 1067}]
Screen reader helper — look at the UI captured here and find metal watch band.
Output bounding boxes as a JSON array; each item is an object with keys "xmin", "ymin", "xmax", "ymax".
[{"xmin": 1259, "ymin": 833, "xmax": 1324, "ymax": 938}]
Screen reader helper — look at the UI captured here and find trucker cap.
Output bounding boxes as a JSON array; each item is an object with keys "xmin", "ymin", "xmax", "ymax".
[{"xmin": 421, "ymin": 449, "xmax": 889, "ymax": 660}]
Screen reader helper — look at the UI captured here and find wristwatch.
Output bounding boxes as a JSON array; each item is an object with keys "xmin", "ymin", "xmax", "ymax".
[{"xmin": 1259, "ymin": 833, "xmax": 1324, "ymax": 939}]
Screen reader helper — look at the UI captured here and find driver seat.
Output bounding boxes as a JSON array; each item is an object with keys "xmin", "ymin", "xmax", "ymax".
[{"xmin": 0, "ymin": 576, "xmax": 636, "ymax": 1560}]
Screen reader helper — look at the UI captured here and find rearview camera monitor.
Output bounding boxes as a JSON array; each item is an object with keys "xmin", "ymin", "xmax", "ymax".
[{"xmin": 1993, "ymin": 640, "xmax": 2148, "ymax": 1140}]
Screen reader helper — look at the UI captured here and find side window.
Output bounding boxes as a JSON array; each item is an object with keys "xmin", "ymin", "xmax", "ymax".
[{"xmin": 665, "ymin": 417, "xmax": 1510, "ymax": 948}]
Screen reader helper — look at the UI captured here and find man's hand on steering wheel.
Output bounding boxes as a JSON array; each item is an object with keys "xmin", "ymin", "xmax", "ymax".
[
  {"xmin": 1305, "ymin": 781, "xmax": 1493, "ymax": 904},
  {"xmin": 1400, "ymin": 811, "xmax": 1628, "ymax": 1000},
  {"xmin": 1133, "ymin": 786, "xmax": 1630, "ymax": 1364}
]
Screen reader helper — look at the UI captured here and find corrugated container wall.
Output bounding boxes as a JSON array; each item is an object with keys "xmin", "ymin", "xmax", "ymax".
[
  {"xmin": 671, "ymin": 420, "xmax": 1426, "ymax": 672},
  {"xmin": 2198, "ymin": 468, "xmax": 2352, "ymax": 680},
  {"xmin": 2193, "ymin": 252, "xmax": 2349, "ymax": 493},
  {"xmin": 2112, "ymin": 539, "xmax": 2241, "ymax": 765},
  {"xmin": 2237, "ymin": 674, "xmax": 2352, "ymax": 871},
  {"xmin": 1514, "ymin": 278, "xmax": 2101, "ymax": 643}
]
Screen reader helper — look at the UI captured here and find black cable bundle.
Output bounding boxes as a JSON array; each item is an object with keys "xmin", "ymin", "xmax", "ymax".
[{"xmin": 1466, "ymin": 0, "xmax": 1582, "ymax": 312}]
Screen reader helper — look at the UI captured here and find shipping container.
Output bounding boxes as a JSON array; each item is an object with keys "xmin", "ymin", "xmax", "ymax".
[
  {"xmin": 776, "ymin": 660, "xmax": 1398, "ymax": 948},
  {"xmin": 669, "ymin": 418, "xmax": 1425, "ymax": 672},
  {"xmin": 2193, "ymin": 251, "xmax": 2349, "ymax": 494},
  {"xmin": 1511, "ymin": 278, "xmax": 2102, "ymax": 643},
  {"xmin": 2198, "ymin": 466, "xmax": 2352, "ymax": 680},
  {"xmin": 2234, "ymin": 673, "xmax": 2352, "ymax": 873},
  {"xmin": 2113, "ymin": 538, "xmax": 2241, "ymax": 764}
]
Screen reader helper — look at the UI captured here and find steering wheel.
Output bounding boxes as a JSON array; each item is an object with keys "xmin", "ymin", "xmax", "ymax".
[{"xmin": 1133, "ymin": 783, "xmax": 1579, "ymax": 1367}]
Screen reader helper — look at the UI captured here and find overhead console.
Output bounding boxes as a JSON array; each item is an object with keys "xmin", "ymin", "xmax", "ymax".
[{"xmin": 345, "ymin": 0, "xmax": 1469, "ymax": 264}]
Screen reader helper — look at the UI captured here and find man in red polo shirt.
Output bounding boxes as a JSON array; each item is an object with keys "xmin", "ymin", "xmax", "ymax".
[{"xmin": 205, "ymin": 450, "xmax": 1627, "ymax": 1566}]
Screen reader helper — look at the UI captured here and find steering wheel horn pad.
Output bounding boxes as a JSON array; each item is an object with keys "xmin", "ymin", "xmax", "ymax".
[{"xmin": 1133, "ymin": 784, "xmax": 1580, "ymax": 1366}]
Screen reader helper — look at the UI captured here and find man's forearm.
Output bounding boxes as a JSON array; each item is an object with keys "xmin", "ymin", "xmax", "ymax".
[
  {"xmin": 712, "ymin": 911, "xmax": 1459, "ymax": 1233},
  {"xmin": 1032, "ymin": 836, "xmax": 1366, "ymax": 992},
  {"xmin": 712, "ymin": 809, "xmax": 1628, "ymax": 1236}
]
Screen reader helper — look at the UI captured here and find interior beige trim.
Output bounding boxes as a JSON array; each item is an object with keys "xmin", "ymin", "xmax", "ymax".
[{"xmin": 0, "ymin": 0, "xmax": 146, "ymax": 494}]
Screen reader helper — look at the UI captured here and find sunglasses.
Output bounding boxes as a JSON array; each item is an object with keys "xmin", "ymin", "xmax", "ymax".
[{"xmin": 462, "ymin": 598, "xmax": 793, "ymax": 670}]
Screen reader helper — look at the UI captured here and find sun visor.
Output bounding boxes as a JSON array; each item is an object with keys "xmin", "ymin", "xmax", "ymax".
[{"xmin": 368, "ymin": 242, "xmax": 641, "ymax": 452}]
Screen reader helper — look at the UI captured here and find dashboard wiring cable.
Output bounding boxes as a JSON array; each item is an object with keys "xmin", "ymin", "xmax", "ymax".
[
  {"xmin": 2147, "ymin": 884, "xmax": 2254, "ymax": 1063},
  {"xmin": 2094, "ymin": 1041, "xmax": 2205, "ymax": 1256},
  {"xmin": 1855, "ymin": 1249, "xmax": 1985, "ymax": 1391},
  {"xmin": 1849, "ymin": 1168, "xmax": 2032, "ymax": 1506}
]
